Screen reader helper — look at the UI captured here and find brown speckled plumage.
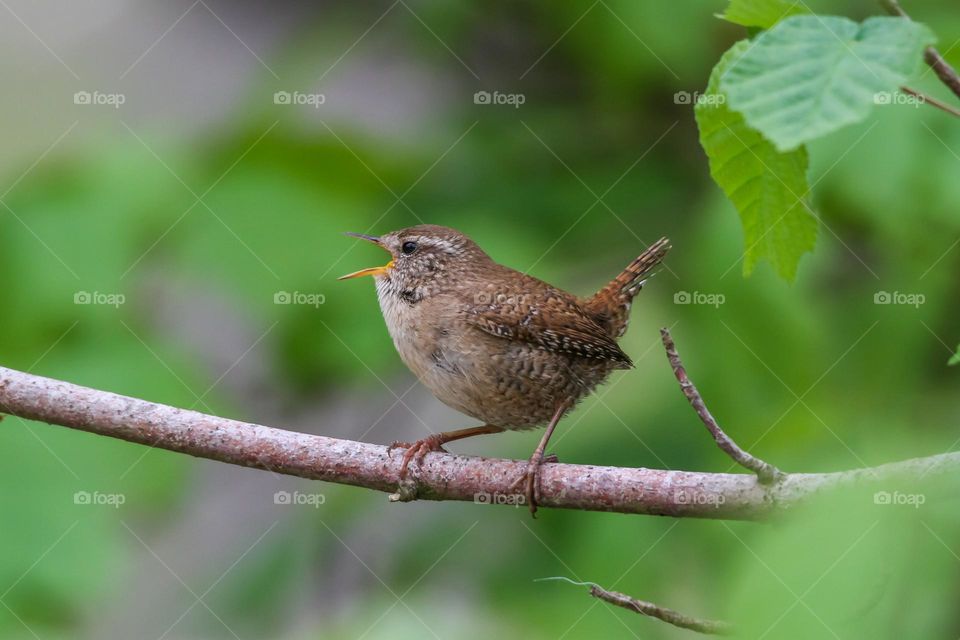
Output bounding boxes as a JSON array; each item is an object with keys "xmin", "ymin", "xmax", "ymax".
[{"xmin": 346, "ymin": 224, "xmax": 670, "ymax": 430}]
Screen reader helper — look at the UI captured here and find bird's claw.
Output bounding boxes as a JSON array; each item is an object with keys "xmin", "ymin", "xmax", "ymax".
[
  {"xmin": 387, "ymin": 440, "xmax": 413, "ymax": 453},
  {"xmin": 390, "ymin": 436, "xmax": 449, "ymax": 479},
  {"xmin": 510, "ymin": 452, "xmax": 559, "ymax": 518}
]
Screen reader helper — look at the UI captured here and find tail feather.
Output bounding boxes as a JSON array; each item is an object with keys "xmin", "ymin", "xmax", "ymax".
[{"xmin": 581, "ymin": 237, "xmax": 671, "ymax": 338}]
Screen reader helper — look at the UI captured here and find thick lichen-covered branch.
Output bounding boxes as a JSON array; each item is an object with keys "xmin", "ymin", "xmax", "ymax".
[{"xmin": 0, "ymin": 365, "xmax": 956, "ymax": 520}]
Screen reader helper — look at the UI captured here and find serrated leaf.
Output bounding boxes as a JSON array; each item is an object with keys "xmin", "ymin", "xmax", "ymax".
[
  {"xmin": 696, "ymin": 40, "xmax": 817, "ymax": 281},
  {"xmin": 720, "ymin": 16, "xmax": 936, "ymax": 151},
  {"xmin": 719, "ymin": 0, "xmax": 808, "ymax": 30},
  {"xmin": 950, "ymin": 345, "xmax": 960, "ymax": 366}
]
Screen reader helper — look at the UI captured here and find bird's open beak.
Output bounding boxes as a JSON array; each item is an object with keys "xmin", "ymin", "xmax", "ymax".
[{"xmin": 338, "ymin": 232, "xmax": 394, "ymax": 280}]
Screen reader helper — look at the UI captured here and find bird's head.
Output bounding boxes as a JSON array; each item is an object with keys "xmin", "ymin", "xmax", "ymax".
[{"xmin": 338, "ymin": 224, "xmax": 490, "ymax": 302}]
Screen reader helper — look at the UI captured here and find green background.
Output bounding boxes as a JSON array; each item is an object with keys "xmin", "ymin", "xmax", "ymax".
[{"xmin": 1, "ymin": 0, "xmax": 958, "ymax": 637}]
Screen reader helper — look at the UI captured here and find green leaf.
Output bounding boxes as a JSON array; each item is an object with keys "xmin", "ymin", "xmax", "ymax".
[
  {"xmin": 719, "ymin": 0, "xmax": 808, "ymax": 30},
  {"xmin": 720, "ymin": 16, "xmax": 936, "ymax": 151},
  {"xmin": 949, "ymin": 345, "xmax": 960, "ymax": 366},
  {"xmin": 696, "ymin": 40, "xmax": 817, "ymax": 280}
]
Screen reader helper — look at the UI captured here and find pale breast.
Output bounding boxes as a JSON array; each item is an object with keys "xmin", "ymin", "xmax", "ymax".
[
  {"xmin": 373, "ymin": 277, "xmax": 617, "ymax": 429},
  {"xmin": 375, "ymin": 280, "xmax": 482, "ymax": 417}
]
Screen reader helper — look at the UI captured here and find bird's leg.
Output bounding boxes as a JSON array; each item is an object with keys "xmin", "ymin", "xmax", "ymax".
[
  {"xmin": 390, "ymin": 424, "xmax": 504, "ymax": 479},
  {"xmin": 513, "ymin": 399, "xmax": 572, "ymax": 518}
]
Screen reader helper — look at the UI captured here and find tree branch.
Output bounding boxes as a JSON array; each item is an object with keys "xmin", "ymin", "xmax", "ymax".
[
  {"xmin": 539, "ymin": 577, "xmax": 733, "ymax": 635},
  {"xmin": 590, "ymin": 583, "xmax": 734, "ymax": 635},
  {"xmin": 660, "ymin": 328, "xmax": 784, "ymax": 484},
  {"xmin": 0, "ymin": 364, "xmax": 956, "ymax": 520},
  {"xmin": 880, "ymin": 0, "xmax": 960, "ymax": 101}
]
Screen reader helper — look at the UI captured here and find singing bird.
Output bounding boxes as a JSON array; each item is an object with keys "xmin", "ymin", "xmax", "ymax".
[{"xmin": 339, "ymin": 224, "xmax": 669, "ymax": 515}]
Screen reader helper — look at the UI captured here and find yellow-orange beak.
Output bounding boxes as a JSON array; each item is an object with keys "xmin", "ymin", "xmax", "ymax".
[{"xmin": 338, "ymin": 232, "xmax": 394, "ymax": 280}]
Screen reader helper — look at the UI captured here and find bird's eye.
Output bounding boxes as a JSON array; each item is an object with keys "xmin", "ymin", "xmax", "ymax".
[{"xmin": 401, "ymin": 241, "xmax": 418, "ymax": 255}]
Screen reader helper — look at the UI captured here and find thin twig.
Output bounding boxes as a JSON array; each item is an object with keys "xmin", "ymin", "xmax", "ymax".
[
  {"xmin": 901, "ymin": 86, "xmax": 960, "ymax": 118},
  {"xmin": 881, "ymin": 0, "xmax": 960, "ymax": 101},
  {"xmin": 922, "ymin": 49, "xmax": 960, "ymax": 101},
  {"xmin": 537, "ymin": 577, "xmax": 734, "ymax": 635},
  {"xmin": 591, "ymin": 584, "xmax": 735, "ymax": 635},
  {"xmin": 661, "ymin": 328, "xmax": 784, "ymax": 484}
]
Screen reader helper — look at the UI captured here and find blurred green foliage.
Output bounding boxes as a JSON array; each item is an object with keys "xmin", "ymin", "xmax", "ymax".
[
  {"xmin": 696, "ymin": 39, "xmax": 816, "ymax": 280},
  {"xmin": 1, "ymin": 0, "xmax": 959, "ymax": 638}
]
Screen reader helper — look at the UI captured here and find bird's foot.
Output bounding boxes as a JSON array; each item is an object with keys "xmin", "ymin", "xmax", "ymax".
[
  {"xmin": 510, "ymin": 451, "xmax": 559, "ymax": 518},
  {"xmin": 389, "ymin": 436, "xmax": 449, "ymax": 479}
]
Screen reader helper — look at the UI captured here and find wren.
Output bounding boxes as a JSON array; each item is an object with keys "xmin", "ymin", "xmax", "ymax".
[{"xmin": 339, "ymin": 224, "xmax": 670, "ymax": 515}]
